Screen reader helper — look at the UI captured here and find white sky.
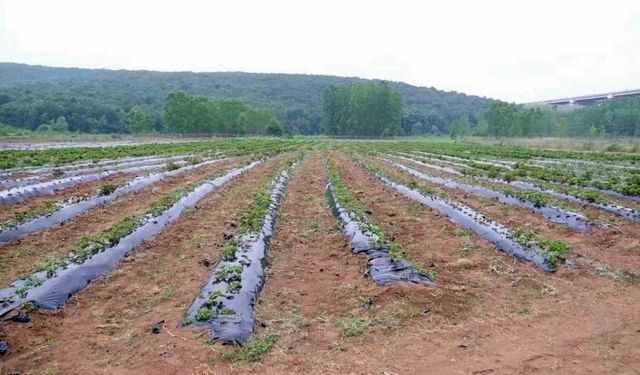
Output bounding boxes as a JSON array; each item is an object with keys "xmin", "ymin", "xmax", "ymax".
[{"xmin": 1, "ymin": 0, "xmax": 639, "ymax": 102}]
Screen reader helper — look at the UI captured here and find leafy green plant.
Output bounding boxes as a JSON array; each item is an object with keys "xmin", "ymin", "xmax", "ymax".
[
  {"xmin": 221, "ymin": 240, "xmax": 239, "ymax": 261},
  {"xmin": 502, "ymin": 188, "xmax": 554, "ymax": 206},
  {"xmin": 226, "ymin": 280, "xmax": 242, "ymax": 293},
  {"xmin": 23, "ymin": 274, "xmax": 44, "ymax": 287},
  {"xmin": 512, "ymin": 228, "xmax": 572, "ymax": 267},
  {"xmin": 195, "ymin": 307, "xmax": 214, "ymax": 321},
  {"xmin": 149, "ymin": 189, "xmax": 187, "ymax": 217},
  {"xmin": 164, "ymin": 161, "xmax": 181, "ymax": 171},
  {"xmin": 186, "ymin": 156, "xmax": 203, "ymax": 165},
  {"xmin": 219, "ymin": 307, "xmax": 236, "ymax": 316},
  {"xmin": 3, "ymin": 201, "xmax": 59, "ymax": 228},
  {"xmin": 240, "ymin": 184, "xmax": 272, "ymax": 232},
  {"xmin": 36, "ymin": 255, "xmax": 68, "ymax": 278},
  {"xmin": 216, "ymin": 264, "xmax": 243, "ymax": 281},
  {"xmin": 98, "ymin": 183, "xmax": 118, "ymax": 196},
  {"xmin": 14, "ymin": 286, "xmax": 29, "ymax": 298}
]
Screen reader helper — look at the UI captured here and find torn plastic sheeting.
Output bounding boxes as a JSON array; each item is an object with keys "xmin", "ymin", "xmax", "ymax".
[
  {"xmin": 0, "ymin": 160, "xmax": 262, "ymax": 316},
  {"xmin": 183, "ymin": 162, "xmax": 299, "ymax": 345},
  {"xmin": 380, "ymin": 157, "xmax": 591, "ymax": 232},
  {"xmin": 368, "ymin": 169, "xmax": 556, "ymax": 272},
  {"xmin": 0, "ymin": 162, "xmax": 179, "ymax": 205},
  {"xmin": 0, "ymin": 158, "xmax": 229, "ymax": 243},
  {"xmin": 325, "ymin": 179, "xmax": 435, "ymax": 287},
  {"xmin": 396, "ymin": 153, "xmax": 640, "ymax": 221}
]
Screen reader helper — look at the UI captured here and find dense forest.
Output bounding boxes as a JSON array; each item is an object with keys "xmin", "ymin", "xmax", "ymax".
[{"xmin": 0, "ymin": 63, "xmax": 492, "ymax": 136}]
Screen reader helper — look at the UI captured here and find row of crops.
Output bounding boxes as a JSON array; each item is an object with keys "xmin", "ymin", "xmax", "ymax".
[{"xmin": 0, "ymin": 138, "xmax": 638, "ymax": 366}]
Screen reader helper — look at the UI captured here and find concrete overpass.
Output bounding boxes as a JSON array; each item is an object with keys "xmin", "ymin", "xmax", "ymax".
[{"xmin": 525, "ymin": 89, "xmax": 640, "ymax": 107}]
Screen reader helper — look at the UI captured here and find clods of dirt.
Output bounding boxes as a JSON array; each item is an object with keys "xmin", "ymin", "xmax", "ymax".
[
  {"xmin": 199, "ymin": 258, "xmax": 211, "ymax": 267},
  {"xmin": 151, "ymin": 320, "xmax": 165, "ymax": 334}
]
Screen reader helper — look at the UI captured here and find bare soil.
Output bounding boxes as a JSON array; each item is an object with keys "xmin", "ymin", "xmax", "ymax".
[{"xmin": 0, "ymin": 151, "xmax": 639, "ymax": 375}]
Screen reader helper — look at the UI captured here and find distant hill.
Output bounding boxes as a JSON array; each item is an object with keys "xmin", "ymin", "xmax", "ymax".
[{"xmin": 0, "ymin": 62, "xmax": 494, "ymax": 135}]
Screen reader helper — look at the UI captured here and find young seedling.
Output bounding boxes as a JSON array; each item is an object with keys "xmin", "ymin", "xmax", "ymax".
[{"xmin": 195, "ymin": 307, "xmax": 214, "ymax": 322}]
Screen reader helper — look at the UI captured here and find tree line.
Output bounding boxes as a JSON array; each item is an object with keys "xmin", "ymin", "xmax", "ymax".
[
  {"xmin": 2, "ymin": 63, "xmax": 639, "ymax": 138},
  {"xmin": 0, "ymin": 63, "xmax": 492, "ymax": 135},
  {"xmin": 450, "ymin": 97, "xmax": 640, "ymax": 138},
  {"xmin": 164, "ymin": 92, "xmax": 283, "ymax": 135}
]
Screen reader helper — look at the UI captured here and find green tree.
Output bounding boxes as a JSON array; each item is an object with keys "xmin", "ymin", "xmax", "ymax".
[
  {"xmin": 266, "ymin": 119, "xmax": 283, "ymax": 136},
  {"xmin": 127, "ymin": 106, "xmax": 154, "ymax": 133},
  {"xmin": 486, "ymin": 101, "xmax": 519, "ymax": 137},
  {"xmin": 450, "ymin": 117, "xmax": 471, "ymax": 139},
  {"xmin": 321, "ymin": 82, "xmax": 403, "ymax": 137}
]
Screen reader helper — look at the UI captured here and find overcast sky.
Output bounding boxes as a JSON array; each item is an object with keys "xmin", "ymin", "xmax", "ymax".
[{"xmin": 1, "ymin": 0, "xmax": 639, "ymax": 102}]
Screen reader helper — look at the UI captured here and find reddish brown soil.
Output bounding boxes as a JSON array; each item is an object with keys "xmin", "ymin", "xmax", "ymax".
[
  {"xmin": 1, "ymin": 151, "xmax": 639, "ymax": 375},
  {"xmin": 0, "ymin": 158, "xmax": 242, "ymax": 286}
]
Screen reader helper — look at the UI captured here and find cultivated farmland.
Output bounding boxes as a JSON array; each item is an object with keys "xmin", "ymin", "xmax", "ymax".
[{"xmin": 0, "ymin": 138, "xmax": 638, "ymax": 374}]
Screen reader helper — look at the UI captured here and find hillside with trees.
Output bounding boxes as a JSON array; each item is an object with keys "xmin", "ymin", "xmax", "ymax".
[{"xmin": 0, "ymin": 62, "xmax": 492, "ymax": 136}]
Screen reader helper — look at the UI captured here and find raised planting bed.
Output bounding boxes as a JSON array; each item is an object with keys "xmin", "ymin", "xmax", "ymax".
[
  {"xmin": 394, "ymin": 153, "xmax": 465, "ymax": 175},
  {"xmin": 379, "ymin": 156, "xmax": 591, "ymax": 232},
  {"xmin": 0, "ymin": 158, "xmax": 230, "ymax": 243},
  {"xmin": 396, "ymin": 152, "xmax": 640, "ymax": 221},
  {"xmin": 0, "ymin": 154, "xmax": 161, "ymax": 179},
  {"xmin": 0, "ymin": 154, "xmax": 198, "ymax": 188},
  {"xmin": 182, "ymin": 158, "xmax": 300, "ymax": 345},
  {"xmin": 0, "ymin": 160, "xmax": 263, "ymax": 316},
  {"xmin": 356, "ymin": 158, "xmax": 570, "ymax": 272},
  {"xmin": 325, "ymin": 158, "xmax": 435, "ymax": 287}
]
